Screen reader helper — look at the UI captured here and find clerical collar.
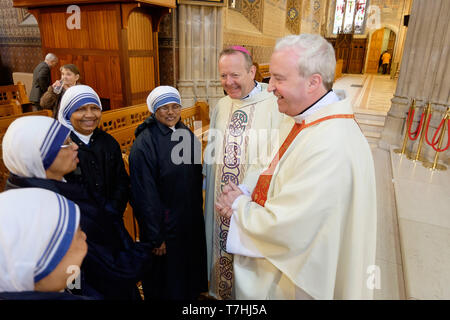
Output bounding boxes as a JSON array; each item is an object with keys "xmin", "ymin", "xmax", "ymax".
[
  {"xmin": 73, "ymin": 131, "xmax": 93, "ymax": 145},
  {"xmin": 242, "ymin": 81, "xmax": 262, "ymax": 100},
  {"xmin": 293, "ymin": 90, "xmax": 340, "ymax": 123}
]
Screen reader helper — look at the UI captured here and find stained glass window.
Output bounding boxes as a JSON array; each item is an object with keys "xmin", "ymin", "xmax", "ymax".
[
  {"xmin": 333, "ymin": 0, "xmax": 346, "ymax": 34},
  {"xmin": 354, "ymin": 0, "xmax": 367, "ymax": 33},
  {"xmin": 333, "ymin": 0, "xmax": 367, "ymax": 34}
]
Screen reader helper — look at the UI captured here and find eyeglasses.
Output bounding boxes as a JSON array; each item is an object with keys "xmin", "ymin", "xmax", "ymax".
[
  {"xmin": 159, "ymin": 105, "xmax": 181, "ymax": 112},
  {"xmin": 60, "ymin": 141, "xmax": 74, "ymax": 148}
]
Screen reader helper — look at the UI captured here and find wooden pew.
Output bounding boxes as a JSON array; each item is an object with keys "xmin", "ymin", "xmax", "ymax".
[
  {"xmin": 103, "ymin": 101, "xmax": 210, "ymax": 154},
  {"xmin": 0, "ymin": 109, "xmax": 53, "ymax": 134},
  {"xmin": 99, "ymin": 103, "xmax": 149, "ymax": 132},
  {"xmin": 0, "ymin": 99, "xmax": 22, "ymax": 117},
  {"xmin": 0, "ymin": 82, "xmax": 31, "ymax": 106},
  {"xmin": 0, "ymin": 110, "xmax": 53, "ymax": 191}
]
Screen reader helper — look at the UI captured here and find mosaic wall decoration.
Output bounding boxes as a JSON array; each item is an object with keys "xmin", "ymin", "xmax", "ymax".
[
  {"xmin": 0, "ymin": 0, "xmax": 42, "ymax": 83},
  {"xmin": 312, "ymin": 0, "xmax": 322, "ymax": 33},
  {"xmin": 0, "ymin": 0, "xmax": 40, "ymax": 39},
  {"xmin": 229, "ymin": 0, "xmax": 264, "ymax": 32},
  {"xmin": 242, "ymin": 0, "xmax": 264, "ymax": 32},
  {"xmin": 286, "ymin": 0, "xmax": 301, "ymax": 34}
]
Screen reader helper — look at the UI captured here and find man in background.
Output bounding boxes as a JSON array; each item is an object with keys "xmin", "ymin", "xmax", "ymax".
[{"xmin": 29, "ymin": 53, "xmax": 58, "ymax": 111}]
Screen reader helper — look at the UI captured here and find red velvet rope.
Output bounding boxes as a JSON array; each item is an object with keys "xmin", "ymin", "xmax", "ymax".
[
  {"xmin": 425, "ymin": 116, "xmax": 450, "ymax": 152},
  {"xmin": 407, "ymin": 108, "xmax": 425, "ymax": 141}
]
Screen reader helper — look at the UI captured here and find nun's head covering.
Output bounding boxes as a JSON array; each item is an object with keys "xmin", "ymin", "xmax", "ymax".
[
  {"xmin": 0, "ymin": 188, "xmax": 81, "ymax": 292},
  {"xmin": 58, "ymin": 84, "xmax": 102, "ymax": 131},
  {"xmin": 146, "ymin": 86, "xmax": 181, "ymax": 113},
  {"xmin": 2, "ymin": 116, "xmax": 71, "ymax": 179}
]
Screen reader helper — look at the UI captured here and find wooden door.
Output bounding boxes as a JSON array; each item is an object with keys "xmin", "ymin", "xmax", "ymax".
[
  {"xmin": 335, "ymin": 34, "xmax": 353, "ymax": 73},
  {"xmin": 366, "ymin": 28, "xmax": 384, "ymax": 73},
  {"xmin": 348, "ymin": 39, "xmax": 367, "ymax": 74},
  {"xmin": 386, "ymin": 30, "xmax": 396, "ymax": 73}
]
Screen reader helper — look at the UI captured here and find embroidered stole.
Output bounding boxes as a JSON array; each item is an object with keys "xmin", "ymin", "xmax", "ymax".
[
  {"xmin": 213, "ymin": 103, "xmax": 255, "ymax": 299},
  {"xmin": 252, "ymin": 114, "xmax": 355, "ymax": 207}
]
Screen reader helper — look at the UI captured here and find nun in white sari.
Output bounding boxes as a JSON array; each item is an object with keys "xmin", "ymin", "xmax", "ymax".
[
  {"xmin": 0, "ymin": 188, "xmax": 87, "ymax": 300},
  {"xmin": 2, "ymin": 115, "xmax": 152, "ymax": 300},
  {"xmin": 58, "ymin": 85, "xmax": 130, "ymax": 216}
]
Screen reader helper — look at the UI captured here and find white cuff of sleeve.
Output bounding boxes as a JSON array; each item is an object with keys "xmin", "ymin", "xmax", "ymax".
[
  {"xmin": 238, "ymin": 184, "xmax": 251, "ymax": 196},
  {"xmin": 231, "ymin": 184, "xmax": 251, "ymax": 211},
  {"xmin": 226, "ymin": 197, "xmax": 264, "ymax": 258}
]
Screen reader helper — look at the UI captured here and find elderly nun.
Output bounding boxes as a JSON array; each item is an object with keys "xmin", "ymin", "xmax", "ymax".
[
  {"xmin": 129, "ymin": 85, "xmax": 207, "ymax": 299},
  {"xmin": 58, "ymin": 84, "xmax": 130, "ymax": 216},
  {"xmin": 2, "ymin": 116, "xmax": 151, "ymax": 300},
  {"xmin": 0, "ymin": 188, "xmax": 88, "ymax": 300}
]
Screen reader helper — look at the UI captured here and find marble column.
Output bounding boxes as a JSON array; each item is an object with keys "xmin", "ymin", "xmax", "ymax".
[
  {"xmin": 177, "ymin": 4, "xmax": 225, "ymax": 109},
  {"xmin": 379, "ymin": 0, "xmax": 450, "ymax": 165}
]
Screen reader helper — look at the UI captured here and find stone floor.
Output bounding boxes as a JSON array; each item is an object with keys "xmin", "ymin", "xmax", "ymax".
[{"xmin": 335, "ymin": 73, "xmax": 450, "ymax": 300}]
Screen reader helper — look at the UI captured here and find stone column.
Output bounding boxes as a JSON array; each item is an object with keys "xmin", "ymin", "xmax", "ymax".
[
  {"xmin": 177, "ymin": 4, "xmax": 225, "ymax": 108},
  {"xmin": 379, "ymin": 0, "xmax": 450, "ymax": 165},
  {"xmin": 391, "ymin": 0, "xmax": 412, "ymax": 78}
]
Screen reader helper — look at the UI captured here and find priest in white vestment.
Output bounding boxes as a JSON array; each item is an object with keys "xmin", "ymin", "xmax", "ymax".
[
  {"xmin": 203, "ymin": 46, "xmax": 293, "ymax": 299},
  {"xmin": 216, "ymin": 34, "xmax": 377, "ymax": 300}
]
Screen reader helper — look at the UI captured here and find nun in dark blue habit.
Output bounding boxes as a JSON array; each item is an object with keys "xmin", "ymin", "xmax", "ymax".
[
  {"xmin": 2, "ymin": 115, "xmax": 152, "ymax": 300},
  {"xmin": 129, "ymin": 86, "xmax": 208, "ymax": 299}
]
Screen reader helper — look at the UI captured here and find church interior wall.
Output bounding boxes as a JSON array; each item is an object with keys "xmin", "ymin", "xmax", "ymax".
[
  {"xmin": 223, "ymin": 0, "xmax": 288, "ymax": 64},
  {"xmin": 0, "ymin": 0, "xmax": 41, "ymax": 85}
]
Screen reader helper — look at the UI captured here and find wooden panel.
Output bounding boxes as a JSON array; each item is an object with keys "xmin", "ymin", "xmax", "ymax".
[
  {"xmin": 38, "ymin": 6, "xmax": 120, "ymax": 51},
  {"xmin": 127, "ymin": 10, "xmax": 154, "ymax": 50},
  {"xmin": 26, "ymin": 2, "xmax": 168, "ymax": 111},
  {"xmin": 366, "ymin": 28, "xmax": 384, "ymax": 73},
  {"xmin": 335, "ymin": 34, "xmax": 352, "ymax": 73},
  {"xmin": 66, "ymin": 10, "xmax": 90, "ymax": 49},
  {"xmin": 87, "ymin": 9, "xmax": 119, "ymax": 50},
  {"xmin": 109, "ymin": 56, "xmax": 124, "ymax": 108},
  {"xmin": 335, "ymin": 59, "xmax": 343, "ymax": 80},
  {"xmin": 129, "ymin": 57, "xmax": 155, "ymax": 99},
  {"xmin": 13, "ymin": 0, "xmax": 176, "ymax": 8},
  {"xmin": 38, "ymin": 11, "xmax": 57, "ymax": 48},
  {"xmin": 127, "ymin": 9, "xmax": 158, "ymax": 104}
]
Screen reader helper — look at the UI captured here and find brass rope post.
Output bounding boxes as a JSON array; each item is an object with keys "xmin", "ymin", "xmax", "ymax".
[
  {"xmin": 408, "ymin": 102, "xmax": 432, "ymax": 162},
  {"xmin": 423, "ymin": 107, "xmax": 449, "ymax": 171},
  {"xmin": 394, "ymin": 98, "xmax": 416, "ymax": 156}
]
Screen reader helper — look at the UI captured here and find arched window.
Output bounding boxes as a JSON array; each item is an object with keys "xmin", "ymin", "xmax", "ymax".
[{"xmin": 333, "ymin": 0, "xmax": 368, "ymax": 34}]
